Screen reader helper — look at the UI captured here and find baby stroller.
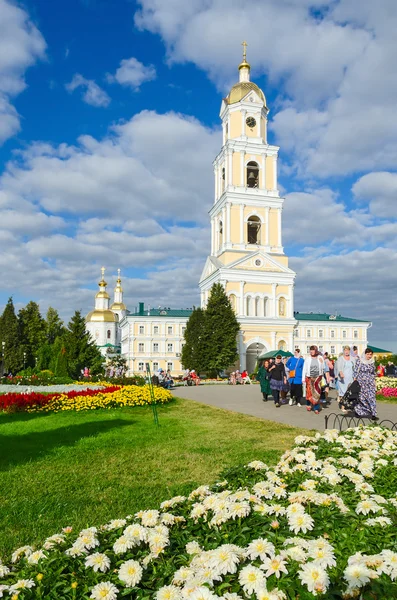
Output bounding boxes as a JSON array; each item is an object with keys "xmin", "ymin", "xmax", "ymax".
[{"xmin": 339, "ymin": 380, "xmax": 361, "ymax": 412}]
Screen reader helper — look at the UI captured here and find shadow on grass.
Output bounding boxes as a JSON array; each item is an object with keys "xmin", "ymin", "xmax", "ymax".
[
  {"xmin": 0, "ymin": 419, "xmax": 131, "ymax": 471},
  {"xmin": 0, "ymin": 411, "xmax": 52, "ymax": 426}
]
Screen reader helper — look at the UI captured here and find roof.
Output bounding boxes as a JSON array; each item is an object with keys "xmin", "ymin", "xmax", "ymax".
[
  {"xmin": 128, "ymin": 307, "xmax": 193, "ymax": 319},
  {"xmin": 368, "ymin": 345, "xmax": 393, "ymax": 354},
  {"xmin": 294, "ymin": 312, "xmax": 369, "ymax": 323},
  {"xmin": 227, "ymin": 81, "xmax": 266, "ymax": 105},
  {"xmin": 258, "ymin": 350, "xmax": 293, "ymax": 360}
]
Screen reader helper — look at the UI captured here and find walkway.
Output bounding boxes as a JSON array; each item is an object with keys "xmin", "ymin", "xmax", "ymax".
[{"xmin": 172, "ymin": 385, "xmax": 397, "ymax": 432}]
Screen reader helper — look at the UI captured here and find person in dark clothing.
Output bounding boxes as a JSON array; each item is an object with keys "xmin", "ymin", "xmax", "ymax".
[
  {"xmin": 385, "ymin": 362, "xmax": 396, "ymax": 377},
  {"xmin": 268, "ymin": 355, "xmax": 287, "ymax": 408},
  {"xmin": 258, "ymin": 359, "xmax": 272, "ymax": 401}
]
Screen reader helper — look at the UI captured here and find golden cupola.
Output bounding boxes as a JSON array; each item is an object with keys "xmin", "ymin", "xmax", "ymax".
[
  {"xmin": 111, "ymin": 269, "xmax": 127, "ymax": 312},
  {"xmin": 86, "ymin": 267, "xmax": 118, "ymax": 323},
  {"xmin": 227, "ymin": 41, "xmax": 267, "ymax": 106}
]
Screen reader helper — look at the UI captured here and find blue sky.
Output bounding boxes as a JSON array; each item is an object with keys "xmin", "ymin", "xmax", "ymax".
[{"xmin": 1, "ymin": 0, "xmax": 397, "ymax": 350}]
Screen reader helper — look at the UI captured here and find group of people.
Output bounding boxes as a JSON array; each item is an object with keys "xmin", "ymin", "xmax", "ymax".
[
  {"xmin": 229, "ymin": 370, "xmax": 251, "ymax": 385},
  {"xmin": 257, "ymin": 345, "xmax": 378, "ymax": 420},
  {"xmin": 182, "ymin": 369, "xmax": 200, "ymax": 386}
]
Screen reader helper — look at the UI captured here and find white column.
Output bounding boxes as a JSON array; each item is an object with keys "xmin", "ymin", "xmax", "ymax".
[
  {"xmin": 240, "ymin": 151, "xmax": 244, "ymax": 186},
  {"xmin": 222, "ymin": 122, "xmax": 226, "ymax": 145},
  {"xmin": 215, "ymin": 218, "xmax": 219, "ymax": 253},
  {"xmin": 240, "ymin": 281, "xmax": 245, "ymax": 316},
  {"xmin": 271, "ymin": 331, "xmax": 276, "ymax": 349},
  {"xmin": 228, "ymin": 151, "xmax": 233, "ymax": 186},
  {"xmin": 272, "ymin": 283, "xmax": 277, "ymax": 317},
  {"xmin": 261, "ymin": 154, "xmax": 266, "ymax": 189},
  {"xmin": 273, "ymin": 155, "xmax": 278, "ymax": 191},
  {"xmin": 211, "ymin": 219, "xmax": 214, "ymax": 254},
  {"xmin": 226, "ymin": 202, "xmax": 231, "ymax": 245},
  {"xmin": 265, "ymin": 207, "xmax": 270, "ymax": 245},
  {"xmin": 290, "ymin": 285, "xmax": 295, "ymax": 318},
  {"xmin": 239, "ymin": 330, "xmax": 246, "ymax": 370},
  {"xmin": 240, "ymin": 204, "xmax": 244, "ymax": 244},
  {"xmin": 214, "ymin": 166, "xmax": 218, "ymax": 201},
  {"xmin": 278, "ymin": 208, "xmax": 282, "ymax": 248}
]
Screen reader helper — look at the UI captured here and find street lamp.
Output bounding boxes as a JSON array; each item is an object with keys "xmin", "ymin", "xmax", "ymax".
[{"xmin": 23, "ymin": 351, "xmax": 26, "ymax": 371}]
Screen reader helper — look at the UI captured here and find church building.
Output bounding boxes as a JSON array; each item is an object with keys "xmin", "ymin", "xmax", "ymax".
[{"xmin": 85, "ymin": 47, "xmax": 371, "ymax": 373}]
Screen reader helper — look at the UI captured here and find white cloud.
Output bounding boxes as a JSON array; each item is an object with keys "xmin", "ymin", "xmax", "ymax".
[
  {"xmin": 65, "ymin": 73, "xmax": 111, "ymax": 107},
  {"xmin": 0, "ymin": 0, "xmax": 46, "ymax": 143},
  {"xmin": 352, "ymin": 172, "xmax": 397, "ymax": 218},
  {"xmin": 108, "ymin": 57, "xmax": 156, "ymax": 89}
]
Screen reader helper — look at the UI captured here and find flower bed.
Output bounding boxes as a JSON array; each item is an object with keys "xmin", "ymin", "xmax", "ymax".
[
  {"xmin": 0, "ymin": 385, "xmax": 172, "ymax": 413},
  {"xmin": 378, "ymin": 387, "xmax": 397, "ymax": 398},
  {"xmin": 375, "ymin": 376, "xmax": 397, "ymax": 391},
  {"xmin": 1, "ymin": 427, "xmax": 396, "ymax": 599}
]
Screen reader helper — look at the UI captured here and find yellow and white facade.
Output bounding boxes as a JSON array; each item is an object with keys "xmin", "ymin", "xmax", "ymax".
[{"xmin": 199, "ymin": 48, "xmax": 296, "ymax": 372}]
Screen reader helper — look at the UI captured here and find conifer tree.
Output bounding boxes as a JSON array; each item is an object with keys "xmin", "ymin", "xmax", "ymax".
[
  {"xmin": 201, "ymin": 283, "xmax": 240, "ymax": 375},
  {"xmin": 45, "ymin": 307, "xmax": 65, "ymax": 344},
  {"xmin": 64, "ymin": 310, "xmax": 103, "ymax": 378},
  {"xmin": 181, "ymin": 307, "xmax": 205, "ymax": 371},
  {"xmin": 18, "ymin": 301, "xmax": 46, "ymax": 368},
  {"xmin": 0, "ymin": 297, "xmax": 23, "ymax": 374}
]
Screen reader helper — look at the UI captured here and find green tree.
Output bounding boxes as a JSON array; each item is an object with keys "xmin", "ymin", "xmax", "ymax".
[
  {"xmin": 64, "ymin": 310, "xmax": 103, "ymax": 378},
  {"xmin": 181, "ymin": 307, "xmax": 206, "ymax": 372},
  {"xmin": 18, "ymin": 301, "xmax": 46, "ymax": 368},
  {"xmin": 48, "ymin": 337, "xmax": 69, "ymax": 377},
  {"xmin": 0, "ymin": 297, "xmax": 23, "ymax": 374},
  {"xmin": 201, "ymin": 283, "xmax": 240, "ymax": 375},
  {"xmin": 45, "ymin": 307, "xmax": 65, "ymax": 344}
]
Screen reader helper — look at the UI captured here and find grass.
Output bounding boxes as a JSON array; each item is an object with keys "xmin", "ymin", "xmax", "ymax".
[
  {"xmin": 377, "ymin": 395, "xmax": 397, "ymax": 404},
  {"xmin": 0, "ymin": 398, "xmax": 307, "ymax": 560}
]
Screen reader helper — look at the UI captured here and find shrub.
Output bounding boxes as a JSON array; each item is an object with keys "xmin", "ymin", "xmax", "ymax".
[{"xmin": 1, "ymin": 426, "xmax": 396, "ymax": 599}]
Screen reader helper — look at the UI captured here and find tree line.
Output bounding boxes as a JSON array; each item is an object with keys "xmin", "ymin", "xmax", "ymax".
[
  {"xmin": 181, "ymin": 283, "xmax": 240, "ymax": 375},
  {"xmin": 0, "ymin": 298, "xmax": 102, "ymax": 378}
]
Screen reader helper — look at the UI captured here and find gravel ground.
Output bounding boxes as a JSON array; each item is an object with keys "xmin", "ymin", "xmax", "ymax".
[{"xmin": 0, "ymin": 384, "xmax": 104, "ymax": 394}]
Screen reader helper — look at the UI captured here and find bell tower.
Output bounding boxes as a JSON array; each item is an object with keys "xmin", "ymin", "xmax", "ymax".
[{"xmin": 199, "ymin": 43, "xmax": 296, "ymax": 371}]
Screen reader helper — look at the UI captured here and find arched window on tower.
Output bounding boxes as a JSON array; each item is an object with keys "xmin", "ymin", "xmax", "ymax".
[
  {"xmin": 263, "ymin": 297, "xmax": 268, "ymax": 317},
  {"xmin": 247, "ymin": 215, "xmax": 261, "ymax": 245},
  {"xmin": 219, "ymin": 220, "xmax": 223, "ymax": 250},
  {"xmin": 246, "ymin": 296, "xmax": 253, "ymax": 316},
  {"xmin": 247, "ymin": 161, "xmax": 259, "ymax": 188},
  {"xmin": 278, "ymin": 340, "xmax": 287, "ymax": 351},
  {"xmin": 255, "ymin": 296, "xmax": 260, "ymax": 317},
  {"xmin": 107, "ymin": 329, "xmax": 111, "ymax": 339},
  {"xmin": 221, "ymin": 167, "xmax": 225, "ymax": 193}
]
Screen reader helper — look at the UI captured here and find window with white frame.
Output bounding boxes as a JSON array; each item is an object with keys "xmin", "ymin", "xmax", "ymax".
[
  {"xmin": 139, "ymin": 326, "xmax": 144, "ymax": 334},
  {"xmin": 153, "ymin": 362, "xmax": 159, "ymax": 371},
  {"xmin": 342, "ymin": 330, "xmax": 347, "ymax": 339},
  {"xmin": 306, "ymin": 329, "xmax": 311, "ymax": 338},
  {"xmin": 295, "ymin": 344, "xmax": 300, "ymax": 350},
  {"xmin": 168, "ymin": 326, "xmax": 173, "ymax": 335},
  {"xmin": 153, "ymin": 343, "xmax": 159, "ymax": 352},
  {"xmin": 319, "ymin": 345, "xmax": 323, "ymax": 352},
  {"xmin": 167, "ymin": 343, "xmax": 173, "ymax": 352},
  {"xmin": 330, "ymin": 330, "xmax": 335, "ymax": 338},
  {"xmin": 353, "ymin": 330, "xmax": 358, "ymax": 339},
  {"xmin": 153, "ymin": 325, "xmax": 159, "ymax": 334},
  {"xmin": 138, "ymin": 343, "xmax": 144, "ymax": 352},
  {"xmin": 182, "ymin": 326, "xmax": 186, "ymax": 335},
  {"xmin": 319, "ymin": 330, "xmax": 323, "ymax": 338},
  {"xmin": 138, "ymin": 362, "xmax": 144, "ymax": 371},
  {"xmin": 330, "ymin": 346, "xmax": 335, "ymax": 354},
  {"xmin": 167, "ymin": 362, "xmax": 173, "ymax": 372},
  {"xmin": 306, "ymin": 346, "xmax": 311, "ymax": 353}
]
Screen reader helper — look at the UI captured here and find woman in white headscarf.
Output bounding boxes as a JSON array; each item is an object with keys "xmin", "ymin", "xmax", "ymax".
[{"xmin": 353, "ymin": 348, "xmax": 377, "ymax": 420}]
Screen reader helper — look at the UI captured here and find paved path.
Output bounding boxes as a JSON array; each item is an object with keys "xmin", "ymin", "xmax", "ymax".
[{"xmin": 173, "ymin": 385, "xmax": 397, "ymax": 432}]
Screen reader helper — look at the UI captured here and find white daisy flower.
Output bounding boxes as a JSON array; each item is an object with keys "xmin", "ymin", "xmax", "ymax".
[
  {"xmin": 344, "ymin": 564, "xmax": 373, "ymax": 589},
  {"xmin": 90, "ymin": 581, "xmax": 118, "ymax": 600},
  {"xmin": 156, "ymin": 585, "xmax": 183, "ymax": 600},
  {"xmin": 118, "ymin": 559, "xmax": 143, "ymax": 587},
  {"xmin": 113, "ymin": 535, "xmax": 135, "ymax": 555},
  {"xmin": 11, "ymin": 546, "xmax": 33, "ymax": 563},
  {"xmin": 107, "ymin": 519, "xmax": 127, "ymax": 530},
  {"xmin": 189, "ymin": 587, "xmax": 218, "ymax": 600},
  {"xmin": 186, "ymin": 541, "xmax": 202, "ymax": 555},
  {"xmin": 288, "ymin": 512, "xmax": 314, "ymax": 534},
  {"xmin": 10, "ymin": 579, "xmax": 36, "ymax": 591},
  {"xmin": 246, "ymin": 538, "xmax": 275, "ymax": 561},
  {"xmin": 298, "ymin": 563, "xmax": 330, "ymax": 595},
  {"xmin": 139, "ymin": 510, "xmax": 160, "ymax": 527},
  {"xmin": 209, "ymin": 545, "xmax": 241, "ymax": 575},
  {"xmin": 27, "ymin": 550, "xmax": 46, "ymax": 565},
  {"xmin": 239, "ymin": 565, "xmax": 266, "ymax": 595},
  {"xmin": 356, "ymin": 499, "xmax": 382, "ymax": 515},
  {"xmin": 85, "ymin": 552, "xmax": 111, "ymax": 573},
  {"xmin": 0, "ymin": 584, "xmax": 9, "ymax": 597},
  {"xmin": 261, "ymin": 556, "xmax": 288, "ymax": 579}
]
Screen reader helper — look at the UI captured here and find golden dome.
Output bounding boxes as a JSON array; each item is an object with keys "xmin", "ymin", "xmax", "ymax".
[
  {"xmin": 227, "ymin": 81, "xmax": 266, "ymax": 105},
  {"xmin": 110, "ymin": 302, "xmax": 126, "ymax": 311},
  {"xmin": 95, "ymin": 290, "xmax": 110, "ymax": 300},
  {"xmin": 86, "ymin": 310, "xmax": 118, "ymax": 323}
]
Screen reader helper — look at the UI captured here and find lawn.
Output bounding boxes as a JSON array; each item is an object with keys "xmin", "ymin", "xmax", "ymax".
[{"xmin": 0, "ymin": 397, "xmax": 307, "ymax": 559}]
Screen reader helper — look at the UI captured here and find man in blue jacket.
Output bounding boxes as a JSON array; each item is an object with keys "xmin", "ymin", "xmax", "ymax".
[{"xmin": 286, "ymin": 349, "xmax": 305, "ymax": 407}]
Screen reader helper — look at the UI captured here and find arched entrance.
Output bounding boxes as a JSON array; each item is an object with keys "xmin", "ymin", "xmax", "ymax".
[{"xmin": 246, "ymin": 342, "xmax": 265, "ymax": 374}]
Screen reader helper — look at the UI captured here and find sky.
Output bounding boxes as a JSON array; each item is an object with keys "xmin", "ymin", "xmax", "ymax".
[{"xmin": 0, "ymin": 0, "xmax": 397, "ymax": 351}]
